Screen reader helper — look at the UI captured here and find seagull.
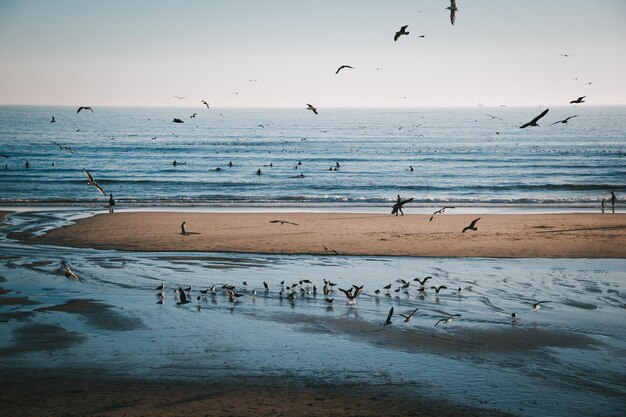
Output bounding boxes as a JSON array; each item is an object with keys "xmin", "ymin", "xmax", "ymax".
[
  {"xmin": 201, "ymin": 100, "xmax": 210, "ymax": 109},
  {"xmin": 174, "ymin": 95, "xmax": 186, "ymax": 100},
  {"xmin": 383, "ymin": 307, "xmax": 394, "ymax": 326},
  {"xmin": 325, "ymin": 297, "xmax": 334, "ymax": 304},
  {"xmin": 446, "ymin": 0, "xmax": 458, "ymax": 25},
  {"xmin": 485, "ymin": 114, "xmax": 503, "ymax": 121},
  {"xmin": 383, "ymin": 284, "xmax": 392, "ymax": 290},
  {"xmin": 322, "ymin": 245, "xmax": 339, "ymax": 255},
  {"xmin": 335, "ymin": 65, "xmax": 354, "ymax": 74},
  {"xmin": 532, "ymin": 301, "xmax": 551, "ymax": 311},
  {"xmin": 155, "ymin": 282, "xmax": 164, "ymax": 291},
  {"xmin": 270, "ymin": 220, "xmax": 298, "ymax": 225},
  {"xmin": 435, "ymin": 314, "xmax": 461, "ymax": 327},
  {"xmin": 190, "ymin": 113, "xmax": 197, "ymax": 118},
  {"xmin": 569, "ymin": 96, "xmax": 586, "ymax": 104},
  {"xmin": 394, "ymin": 25, "xmax": 409, "ymax": 41},
  {"xmin": 263, "ymin": 281, "xmax": 269, "ymax": 291},
  {"xmin": 429, "ymin": 206, "xmax": 455, "ymax": 222},
  {"xmin": 551, "ymin": 115, "xmax": 578, "ymax": 125},
  {"xmin": 400, "ymin": 308, "xmax": 419, "ymax": 323},
  {"xmin": 76, "ymin": 106, "xmax": 93, "ymax": 113},
  {"xmin": 430, "ymin": 285, "xmax": 448, "ymax": 294},
  {"xmin": 50, "ymin": 116, "xmax": 56, "ymax": 123},
  {"xmin": 306, "ymin": 104, "xmax": 318, "ymax": 115},
  {"xmin": 176, "ymin": 287, "xmax": 191, "ymax": 305},
  {"xmin": 172, "ymin": 118, "xmax": 184, "ymax": 123},
  {"xmin": 82, "ymin": 168, "xmax": 106, "ymax": 195},
  {"xmin": 462, "ymin": 218, "xmax": 481, "ymax": 233},
  {"xmin": 413, "ymin": 276, "xmax": 432, "ymax": 285},
  {"xmin": 62, "ymin": 262, "xmax": 82, "ymax": 282},
  {"xmin": 519, "ymin": 109, "xmax": 549, "ymax": 129}
]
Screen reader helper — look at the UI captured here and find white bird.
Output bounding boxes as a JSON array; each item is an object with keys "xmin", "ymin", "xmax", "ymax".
[
  {"xmin": 532, "ymin": 301, "xmax": 551, "ymax": 311},
  {"xmin": 434, "ymin": 314, "xmax": 461, "ymax": 327},
  {"xmin": 82, "ymin": 168, "xmax": 106, "ymax": 195}
]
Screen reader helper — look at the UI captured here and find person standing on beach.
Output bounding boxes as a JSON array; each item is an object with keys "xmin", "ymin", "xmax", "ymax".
[
  {"xmin": 601, "ymin": 198, "xmax": 605, "ymax": 214},
  {"xmin": 396, "ymin": 195, "xmax": 404, "ymax": 216},
  {"xmin": 611, "ymin": 192, "xmax": 616, "ymax": 213},
  {"xmin": 108, "ymin": 194, "xmax": 115, "ymax": 213}
]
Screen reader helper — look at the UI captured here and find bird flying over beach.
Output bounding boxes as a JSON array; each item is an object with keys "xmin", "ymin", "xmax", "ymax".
[
  {"xmin": 383, "ymin": 307, "xmax": 394, "ymax": 326},
  {"xmin": 413, "ymin": 276, "xmax": 432, "ymax": 285},
  {"xmin": 462, "ymin": 218, "xmax": 481, "ymax": 233},
  {"xmin": 519, "ymin": 108, "xmax": 549, "ymax": 129},
  {"xmin": 76, "ymin": 106, "xmax": 93, "ymax": 113},
  {"xmin": 335, "ymin": 65, "xmax": 354, "ymax": 74},
  {"xmin": 446, "ymin": 0, "xmax": 458, "ymax": 25},
  {"xmin": 551, "ymin": 115, "xmax": 578, "ymax": 125},
  {"xmin": 485, "ymin": 114, "xmax": 503, "ymax": 121},
  {"xmin": 82, "ymin": 168, "xmax": 105, "ymax": 195},
  {"xmin": 269, "ymin": 220, "xmax": 299, "ymax": 225},
  {"xmin": 322, "ymin": 244, "xmax": 339, "ymax": 255},
  {"xmin": 201, "ymin": 100, "xmax": 209, "ymax": 109},
  {"xmin": 434, "ymin": 314, "xmax": 461, "ymax": 327},
  {"xmin": 400, "ymin": 308, "xmax": 419, "ymax": 323},
  {"xmin": 570, "ymin": 96, "xmax": 586, "ymax": 104},
  {"xmin": 306, "ymin": 104, "xmax": 318, "ymax": 114},
  {"xmin": 430, "ymin": 206, "xmax": 455, "ymax": 222},
  {"xmin": 394, "ymin": 25, "xmax": 409, "ymax": 41}
]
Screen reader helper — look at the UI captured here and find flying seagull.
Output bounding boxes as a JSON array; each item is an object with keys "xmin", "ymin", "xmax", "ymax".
[
  {"xmin": 430, "ymin": 206, "xmax": 455, "ymax": 222},
  {"xmin": 76, "ymin": 107, "xmax": 93, "ymax": 113},
  {"xmin": 462, "ymin": 217, "xmax": 481, "ymax": 233},
  {"xmin": 569, "ymin": 96, "xmax": 586, "ymax": 104},
  {"xmin": 413, "ymin": 276, "xmax": 432, "ymax": 285},
  {"xmin": 306, "ymin": 104, "xmax": 318, "ymax": 114},
  {"xmin": 551, "ymin": 115, "xmax": 578, "ymax": 125},
  {"xmin": 431, "ymin": 285, "xmax": 448, "ymax": 294},
  {"xmin": 434, "ymin": 314, "xmax": 461, "ymax": 327},
  {"xmin": 322, "ymin": 244, "xmax": 339, "ymax": 255},
  {"xmin": 394, "ymin": 25, "xmax": 409, "ymax": 41},
  {"xmin": 174, "ymin": 95, "xmax": 186, "ymax": 100},
  {"xmin": 446, "ymin": 0, "xmax": 458, "ymax": 25},
  {"xmin": 519, "ymin": 108, "xmax": 549, "ymax": 129},
  {"xmin": 485, "ymin": 114, "xmax": 503, "ymax": 121},
  {"xmin": 51, "ymin": 116, "xmax": 56, "ymax": 123},
  {"xmin": 383, "ymin": 307, "xmax": 394, "ymax": 326},
  {"xmin": 201, "ymin": 100, "xmax": 210, "ymax": 109},
  {"xmin": 82, "ymin": 168, "xmax": 106, "ymax": 195},
  {"xmin": 190, "ymin": 113, "xmax": 197, "ymax": 118},
  {"xmin": 335, "ymin": 65, "xmax": 354, "ymax": 74},
  {"xmin": 532, "ymin": 301, "xmax": 551, "ymax": 311},
  {"xmin": 269, "ymin": 220, "xmax": 299, "ymax": 225},
  {"xmin": 400, "ymin": 308, "xmax": 419, "ymax": 323}
]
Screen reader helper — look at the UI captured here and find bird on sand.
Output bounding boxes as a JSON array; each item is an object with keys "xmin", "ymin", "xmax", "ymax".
[
  {"xmin": 201, "ymin": 100, "xmax": 209, "ymax": 109},
  {"xmin": 394, "ymin": 25, "xmax": 409, "ymax": 41},
  {"xmin": 269, "ymin": 220, "xmax": 298, "ymax": 225},
  {"xmin": 383, "ymin": 307, "xmax": 394, "ymax": 326},
  {"xmin": 435, "ymin": 314, "xmax": 461, "ymax": 327},
  {"xmin": 155, "ymin": 282, "xmax": 164, "ymax": 291},
  {"xmin": 413, "ymin": 276, "xmax": 432, "ymax": 285},
  {"xmin": 176, "ymin": 287, "xmax": 191, "ymax": 305},
  {"xmin": 551, "ymin": 115, "xmax": 578, "ymax": 125},
  {"xmin": 532, "ymin": 301, "xmax": 551, "ymax": 311},
  {"xmin": 335, "ymin": 65, "xmax": 354, "ymax": 74},
  {"xmin": 462, "ymin": 218, "xmax": 481, "ymax": 233},
  {"xmin": 569, "ymin": 96, "xmax": 586, "ymax": 104},
  {"xmin": 519, "ymin": 109, "xmax": 549, "ymax": 129},
  {"xmin": 400, "ymin": 308, "xmax": 419, "ymax": 323},
  {"xmin": 431, "ymin": 285, "xmax": 448, "ymax": 294},
  {"xmin": 322, "ymin": 245, "xmax": 339, "ymax": 255},
  {"xmin": 82, "ymin": 168, "xmax": 106, "ymax": 195},
  {"xmin": 430, "ymin": 206, "xmax": 455, "ymax": 222},
  {"xmin": 62, "ymin": 262, "xmax": 82, "ymax": 282},
  {"xmin": 306, "ymin": 104, "xmax": 318, "ymax": 114},
  {"xmin": 76, "ymin": 106, "xmax": 93, "ymax": 113},
  {"xmin": 446, "ymin": 0, "xmax": 458, "ymax": 25}
]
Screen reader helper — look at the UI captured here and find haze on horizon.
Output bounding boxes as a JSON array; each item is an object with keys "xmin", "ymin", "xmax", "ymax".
[{"xmin": 0, "ymin": 0, "xmax": 625, "ymax": 108}]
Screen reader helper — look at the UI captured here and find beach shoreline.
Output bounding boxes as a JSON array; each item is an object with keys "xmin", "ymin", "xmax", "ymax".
[{"xmin": 24, "ymin": 211, "xmax": 626, "ymax": 258}]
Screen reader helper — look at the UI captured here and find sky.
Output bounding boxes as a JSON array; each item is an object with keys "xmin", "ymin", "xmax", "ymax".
[{"xmin": 0, "ymin": 0, "xmax": 625, "ymax": 107}]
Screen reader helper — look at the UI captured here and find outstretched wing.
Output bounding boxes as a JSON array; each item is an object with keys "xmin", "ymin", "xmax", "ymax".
[
  {"xmin": 385, "ymin": 307, "xmax": 394, "ymax": 325},
  {"xmin": 92, "ymin": 181, "xmax": 106, "ymax": 196},
  {"xmin": 83, "ymin": 168, "xmax": 94, "ymax": 183},
  {"xmin": 530, "ymin": 108, "xmax": 549, "ymax": 125},
  {"xmin": 469, "ymin": 217, "xmax": 481, "ymax": 228}
]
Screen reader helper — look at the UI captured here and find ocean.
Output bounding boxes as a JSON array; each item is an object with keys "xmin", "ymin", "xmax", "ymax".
[{"xmin": 1, "ymin": 105, "xmax": 624, "ymax": 208}]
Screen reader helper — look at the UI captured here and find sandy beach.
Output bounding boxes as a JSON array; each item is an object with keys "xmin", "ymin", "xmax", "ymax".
[{"xmin": 28, "ymin": 211, "xmax": 626, "ymax": 258}]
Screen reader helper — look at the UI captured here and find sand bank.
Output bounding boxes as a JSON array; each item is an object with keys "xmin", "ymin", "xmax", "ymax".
[{"xmin": 28, "ymin": 212, "xmax": 626, "ymax": 258}]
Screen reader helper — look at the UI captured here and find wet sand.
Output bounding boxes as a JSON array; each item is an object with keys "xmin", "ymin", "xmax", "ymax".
[{"xmin": 29, "ymin": 211, "xmax": 626, "ymax": 258}]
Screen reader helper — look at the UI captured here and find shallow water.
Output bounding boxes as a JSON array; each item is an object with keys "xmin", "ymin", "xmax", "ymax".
[
  {"xmin": 1, "ymin": 106, "xmax": 625, "ymax": 208},
  {"xmin": 0, "ymin": 210, "xmax": 625, "ymax": 416}
]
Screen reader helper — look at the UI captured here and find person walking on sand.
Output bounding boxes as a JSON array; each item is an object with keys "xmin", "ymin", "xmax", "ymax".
[
  {"xmin": 611, "ymin": 191, "xmax": 616, "ymax": 213},
  {"xmin": 396, "ymin": 195, "xmax": 404, "ymax": 216},
  {"xmin": 601, "ymin": 198, "xmax": 605, "ymax": 214},
  {"xmin": 108, "ymin": 194, "xmax": 115, "ymax": 213}
]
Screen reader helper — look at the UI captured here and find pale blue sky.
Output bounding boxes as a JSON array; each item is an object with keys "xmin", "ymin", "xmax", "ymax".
[{"xmin": 1, "ymin": 0, "xmax": 625, "ymax": 107}]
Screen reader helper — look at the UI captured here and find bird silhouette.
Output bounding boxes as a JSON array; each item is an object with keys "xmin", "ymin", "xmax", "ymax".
[
  {"xmin": 76, "ymin": 107, "xmax": 93, "ymax": 113},
  {"xmin": 462, "ymin": 218, "xmax": 481, "ymax": 233},
  {"xmin": 82, "ymin": 168, "xmax": 106, "ymax": 195},
  {"xmin": 570, "ymin": 96, "xmax": 586, "ymax": 104},
  {"xmin": 383, "ymin": 307, "xmax": 394, "ymax": 326},
  {"xmin": 519, "ymin": 109, "xmax": 549, "ymax": 129},
  {"xmin": 446, "ymin": 0, "xmax": 458, "ymax": 25},
  {"xmin": 335, "ymin": 65, "xmax": 354, "ymax": 74},
  {"xmin": 435, "ymin": 314, "xmax": 461, "ymax": 327},
  {"xmin": 400, "ymin": 308, "xmax": 419, "ymax": 322},
  {"xmin": 551, "ymin": 115, "xmax": 578, "ymax": 125},
  {"xmin": 201, "ymin": 100, "xmax": 209, "ymax": 109},
  {"xmin": 306, "ymin": 104, "xmax": 318, "ymax": 114},
  {"xmin": 394, "ymin": 25, "xmax": 409, "ymax": 41},
  {"xmin": 430, "ymin": 206, "xmax": 455, "ymax": 222}
]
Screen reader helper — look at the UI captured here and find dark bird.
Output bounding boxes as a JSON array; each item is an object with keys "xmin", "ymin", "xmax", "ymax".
[
  {"xmin": 430, "ymin": 285, "xmax": 448, "ymax": 294},
  {"xmin": 201, "ymin": 100, "xmax": 210, "ymax": 109},
  {"xmin": 172, "ymin": 118, "xmax": 184, "ymax": 123},
  {"xmin": 394, "ymin": 25, "xmax": 409, "ymax": 41},
  {"xmin": 82, "ymin": 168, "xmax": 106, "ymax": 195},
  {"xmin": 383, "ymin": 284, "xmax": 392, "ymax": 290},
  {"xmin": 176, "ymin": 287, "xmax": 191, "ymax": 305},
  {"xmin": 413, "ymin": 276, "xmax": 432, "ymax": 285},
  {"xmin": 325, "ymin": 297, "xmax": 334, "ymax": 304},
  {"xmin": 532, "ymin": 301, "xmax": 551, "ymax": 311},
  {"xmin": 462, "ymin": 218, "xmax": 481, "ymax": 233},
  {"xmin": 269, "ymin": 220, "xmax": 298, "ymax": 225},
  {"xmin": 551, "ymin": 115, "xmax": 578, "ymax": 125},
  {"xmin": 485, "ymin": 114, "xmax": 503, "ymax": 121},
  {"xmin": 400, "ymin": 308, "xmax": 419, "ymax": 323},
  {"xmin": 434, "ymin": 314, "xmax": 461, "ymax": 327},
  {"xmin": 76, "ymin": 107, "xmax": 93, "ymax": 113},
  {"xmin": 383, "ymin": 307, "xmax": 394, "ymax": 326},
  {"xmin": 335, "ymin": 65, "xmax": 354, "ymax": 74},
  {"xmin": 263, "ymin": 281, "xmax": 269, "ymax": 291},
  {"xmin": 51, "ymin": 116, "xmax": 56, "ymax": 123},
  {"xmin": 155, "ymin": 282, "xmax": 164, "ymax": 291},
  {"xmin": 322, "ymin": 245, "xmax": 339, "ymax": 255},
  {"xmin": 519, "ymin": 108, "xmax": 549, "ymax": 129},
  {"xmin": 306, "ymin": 103, "xmax": 318, "ymax": 115},
  {"xmin": 446, "ymin": 0, "xmax": 458, "ymax": 25},
  {"xmin": 429, "ymin": 206, "xmax": 455, "ymax": 222},
  {"xmin": 569, "ymin": 96, "xmax": 586, "ymax": 104},
  {"xmin": 190, "ymin": 113, "xmax": 197, "ymax": 118},
  {"xmin": 560, "ymin": 54, "xmax": 570, "ymax": 58}
]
